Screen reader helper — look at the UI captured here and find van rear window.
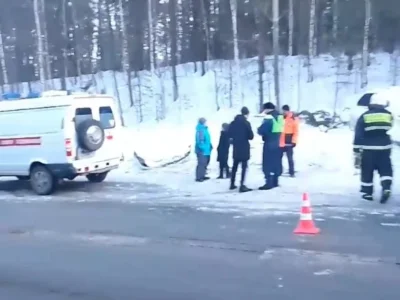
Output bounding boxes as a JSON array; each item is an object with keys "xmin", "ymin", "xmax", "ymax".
[
  {"xmin": 99, "ymin": 106, "xmax": 115, "ymax": 129},
  {"xmin": 75, "ymin": 108, "xmax": 92, "ymax": 125}
]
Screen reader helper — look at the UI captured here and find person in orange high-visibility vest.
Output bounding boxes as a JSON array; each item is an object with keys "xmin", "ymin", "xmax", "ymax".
[{"xmin": 279, "ymin": 105, "xmax": 299, "ymax": 177}]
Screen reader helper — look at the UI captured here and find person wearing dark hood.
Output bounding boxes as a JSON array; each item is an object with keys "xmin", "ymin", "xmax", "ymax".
[
  {"xmin": 195, "ymin": 117, "xmax": 212, "ymax": 182},
  {"xmin": 217, "ymin": 123, "xmax": 231, "ymax": 179},
  {"xmin": 257, "ymin": 102, "xmax": 284, "ymax": 190},
  {"xmin": 353, "ymin": 93, "xmax": 393, "ymax": 203},
  {"xmin": 228, "ymin": 107, "xmax": 254, "ymax": 193}
]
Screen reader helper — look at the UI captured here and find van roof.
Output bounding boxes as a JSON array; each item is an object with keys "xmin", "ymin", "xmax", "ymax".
[{"xmin": 0, "ymin": 94, "xmax": 114, "ymax": 112}]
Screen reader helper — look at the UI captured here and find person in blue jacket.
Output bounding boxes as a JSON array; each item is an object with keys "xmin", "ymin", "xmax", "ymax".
[
  {"xmin": 257, "ymin": 102, "xmax": 284, "ymax": 190},
  {"xmin": 195, "ymin": 117, "xmax": 212, "ymax": 182}
]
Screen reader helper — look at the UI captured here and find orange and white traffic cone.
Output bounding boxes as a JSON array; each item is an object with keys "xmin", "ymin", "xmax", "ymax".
[{"xmin": 294, "ymin": 192, "xmax": 320, "ymax": 235}]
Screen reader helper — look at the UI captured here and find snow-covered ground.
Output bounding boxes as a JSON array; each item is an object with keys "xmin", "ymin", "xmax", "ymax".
[
  {"xmin": 3, "ymin": 52, "xmax": 400, "ymax": 215},
  {"xmin": 110, "ymin": 118, "xmax": 400, "ymax": 215}
]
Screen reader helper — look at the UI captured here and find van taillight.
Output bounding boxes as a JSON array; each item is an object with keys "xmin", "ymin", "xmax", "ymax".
[{"xmin": 65, "ymin": 138, "xmax": 73, "ymax": 157}]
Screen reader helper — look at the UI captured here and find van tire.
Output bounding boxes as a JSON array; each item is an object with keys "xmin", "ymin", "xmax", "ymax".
[
  {"xmin": 76, "ymin": 119, "xmax": 105, "ymax": 152},
  {"xmin": 86, "ymin": 172, "xmax": 108, "ymax": 183},
  {"xmin": 30, "ymin": 165, "xmax": 56, "ymax": 195}
]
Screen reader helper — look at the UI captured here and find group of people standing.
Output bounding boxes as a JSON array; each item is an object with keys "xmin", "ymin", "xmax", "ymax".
[{"xmin": 194, "ymin": 103, "xmax": 299, "ymax": 193}]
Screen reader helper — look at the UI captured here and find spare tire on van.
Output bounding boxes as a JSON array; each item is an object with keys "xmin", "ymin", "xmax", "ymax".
[{"xmin": 76, "ymin": 119, "xmax": 105, "ymax": 152}]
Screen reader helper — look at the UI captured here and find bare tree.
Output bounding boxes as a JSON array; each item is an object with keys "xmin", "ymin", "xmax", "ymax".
[
  {"xmin": 361, "ymin": 0, "xmax": 371, "ymax": 88},
  {"xmin": 61, "ymin": 0, "xmax": 68, "ymax": 90},
  {"xmin": 332, "ymin": 0, "xmax": 338, "ymax": 47},
  {"xmin": 200, "ymin": 0, "xmax": 211, "ymax": 61},
  {"xmin": 148, "ymin": 0, "xmax": 164, "ymax": 120},
  {"xmin": 390, "ymin": 50, "xmax": 399, "ymax": 86},
  {"xmin": 288, "ymin": 0, "xmax": 294, "ymax": 56},
  {"xmin": 272, "ymin": 0, "xmax": 280, "ymax": 107},
  {"xmin": 33, "ymin": 0, "xmax": 47, "ymax": 90},
  {"xmin": 0, "ymin": 25, "xmax": 9, "ymax": 88},
  {"xmin": 148, "ymin": 0, "xmax": 157, "ymax": 71},
  {"xmin": 168, "ymin": 0, "xmax": 179, "ymax": 101},
  {"xmin": 118, "ymin": 0, "xmax": 134, "ymax": 107},
  {"xmin": 90, "ymin": 0, "xmax": 100, "ymax": 83},
  {"xmin": 39, "ymin": 0, "xmax": 53, "ymax": 88},
  {"xmin": 230, "ymin": 0, "xmax": 243, "ymax": 105},
  {"xmin": 254, "ymin": 0, "xmax": 267, "ymax": 110},
  {"xmin": 70, "ymin": 0, "xmax": 83, "ymax": 84},
  {"xmin": 307, "ymin": 0, "xmax": 316, "ymax": 82}
]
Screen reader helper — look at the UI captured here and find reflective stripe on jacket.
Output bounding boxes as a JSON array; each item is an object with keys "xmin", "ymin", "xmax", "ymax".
[
  {"xmin": 279, "ymin": 112, "xmax": 299, "ymax": 147},
  {"xmin": 257, "ymin": 110, "xmax": 283, "ymax": 149},
  {"xmin": 353, "ymin": 107, "xmax": 392, "ymax": 150}
]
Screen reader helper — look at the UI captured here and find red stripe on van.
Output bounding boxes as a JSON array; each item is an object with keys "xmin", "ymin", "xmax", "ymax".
[{"xmin": 0, "ymin": 137, "xmax": 41, "ymax": 147}]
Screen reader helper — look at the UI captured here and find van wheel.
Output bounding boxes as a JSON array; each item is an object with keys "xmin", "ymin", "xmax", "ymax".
[
  {"xmin": 30, "ymin": 165, "xmax": 56, "ymax": 195},
  {"xmin": 86, "ymin": 172, "xmax": 108, "ymax": 183},
  {"xmin": 16, "ymin": 176, "xmax": 30, "ymax": 180}
]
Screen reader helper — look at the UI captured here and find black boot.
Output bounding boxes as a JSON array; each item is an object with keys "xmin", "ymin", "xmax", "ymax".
[
  {"xmin": 362, "ymin": 193, "xmax": 373, "ymax": 201},
  {"xmin": 380, "ymin": 190, "xmax": 391, "ymax": 204},
  {"xmin": 239, "ymin": 185, "xmax": 252, "ymax": 193},
  {"xmin": 259, "ymin": 183, "xmax": 272, "ymax": 190},
  {"xmin": 217, "ymin": 168, "xmax": 224, "ymax": 179}
]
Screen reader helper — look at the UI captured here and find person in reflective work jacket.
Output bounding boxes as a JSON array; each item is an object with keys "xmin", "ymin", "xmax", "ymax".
[
  {"xmin": 279, "ymin": 105, "xmax": 299, "ymax": 177},
  {"xmin": 257, "ymin": 102, "xmax": 284, "ymax": 190},
  {"xmin": 353, "ymin": 93, "xmax": 393, "ymax": 203}
]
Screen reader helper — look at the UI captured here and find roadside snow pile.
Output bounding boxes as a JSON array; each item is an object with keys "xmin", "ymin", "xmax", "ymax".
[
  {"xmin": 117, "ymin": 124, "xmax": 355, "ymax": 192},
  {"xmin": 124, "ymin": 124, "xmax": 193, "ymax": 169}
]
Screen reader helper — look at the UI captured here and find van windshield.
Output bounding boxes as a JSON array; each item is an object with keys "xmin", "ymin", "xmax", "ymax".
[
  {"xmin": 99, "ymin": 106, "xmax": 115, "ymax": 129},
  {"xmin": 75, "ymin": 108, "xmax": 92, "ymax": 125}
]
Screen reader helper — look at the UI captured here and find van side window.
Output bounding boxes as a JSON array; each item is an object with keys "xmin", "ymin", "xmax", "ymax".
[
  {"xmin": 99, "ymin": 106, "xmax": 115, "ymax": 129},
  {"xmin": 75, "ymin": 108, "xmax": 92, "ymax": 125}
]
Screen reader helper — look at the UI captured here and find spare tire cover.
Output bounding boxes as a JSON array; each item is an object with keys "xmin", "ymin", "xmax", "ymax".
[{"xmin": 76, "ymin": 119, "xmax": 105, "ymax": 152}]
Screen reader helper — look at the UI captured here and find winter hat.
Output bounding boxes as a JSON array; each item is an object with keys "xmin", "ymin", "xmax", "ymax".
[
  {"xmin": 263, "ymin": 102, "xmax": 275, "ymax": 110},
  {"xmin": 241, "ymin": 106, "xmax": 250, "ymax": 116},
  {"xmin": 198, "ymin": 117, "xmax": 206, "ymax": 124},
  {"xmin": 282, "ymin": 104, "xmax": 290, "ymax": 111}
]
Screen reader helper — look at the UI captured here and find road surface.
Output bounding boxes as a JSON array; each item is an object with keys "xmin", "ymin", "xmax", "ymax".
[{"xmin": 0, "ymin": 179, "xmax": 399, "ymax": 299}]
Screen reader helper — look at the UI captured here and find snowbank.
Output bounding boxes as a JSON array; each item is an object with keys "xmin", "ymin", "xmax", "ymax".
[
  {"xmin": 111, "ymin": 123, "xmax": 400, "ymax": 214},
  {"xmin": 119, "ymin": 123, "xmax": 193, "ymax": 169}
]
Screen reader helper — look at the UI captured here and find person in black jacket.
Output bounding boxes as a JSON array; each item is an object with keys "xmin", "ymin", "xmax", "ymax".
[
  {"xmin": 217, "ymin": 123, "xmax": 231, "ymax": 179},
  {"xmin": 228, "ymin": 107, "xmax": 254, "ymax": 193},
  {"xmin": 353, "ymin": 93, "xmax": 393, "ymax": 203}
]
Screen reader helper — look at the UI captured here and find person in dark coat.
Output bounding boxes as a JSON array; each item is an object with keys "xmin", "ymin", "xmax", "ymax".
[
  {"xmin": 258, "ymin": 102, "xmax": 284, "ymax": 190},
  {"xmin": 228, "ymin": 107, "xmax": 254, "ymax": 193},
  {"xmin": 217, "ymin": 123, "xmax": 231, "ymax": 179},
  {"xmin": 353, "ymin": 93, "xmax": 393, "ymax": 203}
]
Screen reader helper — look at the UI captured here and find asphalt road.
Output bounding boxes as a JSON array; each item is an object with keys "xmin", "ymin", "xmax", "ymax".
[{"xmin": 0, "ymin": 180, "xmax": 400, "ymax": 299}]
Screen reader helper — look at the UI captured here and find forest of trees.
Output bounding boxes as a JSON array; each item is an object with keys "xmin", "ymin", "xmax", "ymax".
[{"xmin": 0, "ymin": 0, "xmax": 400, "ymax": 110}]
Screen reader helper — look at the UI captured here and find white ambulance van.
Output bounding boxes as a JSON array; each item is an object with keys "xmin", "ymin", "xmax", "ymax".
[{"xmin": 0, "ymin": 91, "xmax": 124, "ymax": 195}]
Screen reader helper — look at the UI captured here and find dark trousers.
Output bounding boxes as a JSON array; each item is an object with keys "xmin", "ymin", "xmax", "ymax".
[
  {"xmin": 280, "ymin": 146, "xmax": 295, "ymax": 176},
  {"xmin": 231, "ymin": 159, "xmax": 248, "ymax": 186},
  {"xmin": 360, "ymin": 149, "xmax": 393, "ymax": 194},
  {"xmin": 205, "ymin": 155, "xmax": 210, "ymax": 175},
  {"xmin": 262, "ymin": 146, "xmax": 280, "ymax": 188},
  {"xmin": 219, "ymin": 160, "xmax": 230, "ymax": 177},
  {"xmin": 196, "ymin": 152, "xmax": 208, "ymax": 180}
]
